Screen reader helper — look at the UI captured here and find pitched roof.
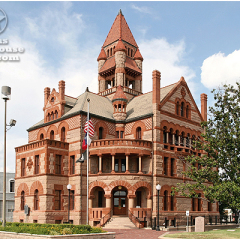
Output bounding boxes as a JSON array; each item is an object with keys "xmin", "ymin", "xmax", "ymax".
[
  {"xmin": 103, "ymin": 11, "xmax": 138, "ymax": 48},
  {"xmin": 28, "ymin": 82, "xmax": 179, "ymax": 130},
  {"xmin": 126, "ymin": 83, "xmax": 177, "ymax": 121},
  {"xmin": 125, "ymin": 57, "xmax": 142, "ymax": 74},
  {"xmin": 99, "ymin": 56, "xmax": 116, "ymax": 74},
  {"xmin": 97, "ymin": 47, "xmax": 107, "ymax": 61},
  {"xmin": 134, "ymin": 48, "xmax": 143, "ymax": 61},
  {"xmin": 112, "ymin": 85, "xmax": 128, "ymax": 101}
]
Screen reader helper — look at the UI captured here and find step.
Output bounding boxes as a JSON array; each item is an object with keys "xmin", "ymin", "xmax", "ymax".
[{"xmin": 103, "ymin": 216, "xmax": 138, "ymax": 229}]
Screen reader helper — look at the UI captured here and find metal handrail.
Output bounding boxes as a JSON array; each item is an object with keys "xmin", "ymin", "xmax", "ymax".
[
  {"xmin": 128, "ymin": 209, "xmax": 141, "ymax": 229},
  {"xmin": 100, "ymin": 209, "xmax": 113, "ymax": 227}
]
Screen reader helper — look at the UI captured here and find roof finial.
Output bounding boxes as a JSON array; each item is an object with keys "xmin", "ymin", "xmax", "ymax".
[
  {"xmin": 85, "ymin": 87, "xmax": 89, "ymax": 92},
  {"xmin": 118, "ymin": 9, "xmax": 123, "ymax": 15}
]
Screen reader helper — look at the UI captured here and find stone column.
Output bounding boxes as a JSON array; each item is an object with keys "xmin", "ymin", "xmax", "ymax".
[
  {"xmin": 178, "ymin": 135, "xmax": 181, "ymax": 146},
  {"xmin": 166, "ymin": 132, "xmax": 169, "ymax": 143},
  {"xmin": 128, "ymin": 196, "xmax": 135, "ymax": 210},
  {"xmin": 172, "ymin": 134, "xmax": 175, "ymax": 145},
  {"xmin": 89, "ymin": 198, "xmax": 93, "ymax": 208},
  {"xmin": 147, "ymin": 197, "xmax": 152, "ymax": 209},
  {"xmin": 138, "ymin": 154, "xmax": 143, "ymax": 174},
  {"xmin": 126, "ymin": 154, "xmax": 130, "ymax": 173},
  {"xmin": 98, "ymin": 155, "xmax": 102, "ymax": 174},
  {"xmin": 105, "ymin": 195, "xmax": 111, "ymax": 208},
  {"xmin": 111, "ymin": 154, "xmax": 115, "ymax": 173}
]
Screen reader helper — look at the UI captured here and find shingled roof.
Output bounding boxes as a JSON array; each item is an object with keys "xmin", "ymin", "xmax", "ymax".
[
  {"xmin": 103, "ymin": 10, "xmax": 138, "ymax": 48},
  {"xmin": 28, "ymin": 81, "xmax": 178, "ymax": 131}
]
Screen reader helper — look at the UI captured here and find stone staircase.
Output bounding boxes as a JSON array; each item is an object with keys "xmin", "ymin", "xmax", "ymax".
[{"xmin": 103, "ymin": 216, "xmax": 138, "ymax": 229}]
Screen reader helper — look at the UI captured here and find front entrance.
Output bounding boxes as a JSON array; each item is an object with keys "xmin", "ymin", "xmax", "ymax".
[{"xmin": 113, "ymin": 188, "xmax": 127, "ymax": 215}]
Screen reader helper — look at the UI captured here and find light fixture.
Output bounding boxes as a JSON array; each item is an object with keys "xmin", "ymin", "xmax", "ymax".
[
  {"xmin": 156, "ymin": 184, "xmax": 161, "ymax": 231},
  {"xmin": 1, "ymin": 86, "xmax": 11, "ymax": 100},
  {"xmin": 9, "ymin": 119, "xmax": 17, "ymax": 127},
  {"xmin": 67, "ymin": 184, "xmax": 72, "ymax": 223}
]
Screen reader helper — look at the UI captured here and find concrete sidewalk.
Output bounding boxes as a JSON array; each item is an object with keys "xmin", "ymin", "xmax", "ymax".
[{"xmin": 104, "ymin": 228, "xmax": 165, "ymax": 239}]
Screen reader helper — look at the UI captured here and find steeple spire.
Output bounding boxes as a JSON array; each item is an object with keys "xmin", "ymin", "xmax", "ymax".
[{"xmin": 118, "ymin": 9, "xmax": 123, "ymax": 15}]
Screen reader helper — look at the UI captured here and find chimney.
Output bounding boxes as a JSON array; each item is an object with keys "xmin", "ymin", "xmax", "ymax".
[
  {"xmin": 200, "ymin": 93, "xmax": 208, "ymax": 121},
  {"xmin": 152, "ymin": 70, "xmax": 161, "ymax": 104},
  {"xmin": 44, "ymin": 87, "xmax": 50, "ymax": 106},
  {"xmin": 58, "ymin": 80, "xmax": 65, "ymax": 101}
]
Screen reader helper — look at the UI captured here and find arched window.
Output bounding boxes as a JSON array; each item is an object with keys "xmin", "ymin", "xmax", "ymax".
[
  {"xmin": 181, "ymin": 102, "xmax": 184, "ymax": 117},
  {"xmin": 107, "ymin": 49, "xmax": 109, "ymax": 57},
  {"xmin": 55, "ymin": 110, "xmax": 58, "ymax": 119},
  {"xmin": 180, "ymin": 132, "xmax": 184, "ymax": 146},
  {"xmin": 176, "ymin": 101, "xmax": 180, "ymax": 115},
  {"xmin": 186, "ymin": 105, "xmax": 189, "ymax": 118},
  {"xmin": 208, "ymin": 201, "xmax": 212, "ymax": 211},
  {"xmin": 136, "ymin": 127, "xmax": 142, "ymax": 140},
  {"xmin": 192, "ymin": 197, "xmax": 195, "ymax": 211},
  {"xmin": 61, "ymin": 127, "xmax": 66, "ymax": 142},
  {"xmin": 128, "ymin": 48, "xmax": 130, "ymax": 56},
  {"xmin": 163, "ymin": 127, "xmax": 167, "ymax": 143},
  {"xmin": 175, "ymin": 130, "xmax": 179, "ymax": 146},
  {"xmin": 170, "ymin": 191, "xmax": 174, "ymax": 211},
  {"xmin": 99, "ymin": 127, "xmax": 104, "ymax": 139},
  {"xmin": 164, "ymin": 190, "xmax": 168, "ymax": 211},
  {"xmin": 34, "ymin": 189, "xmax": 39, "ymax": 210},
  {"xmin": 48, "ymin": 113, "xmax": 51, "ymax": 121},
  {"xmin": 50, "ymin": 130, "xmax": 54, "ymax": 140},
  {"xmin": 169, "ymin": 128, "xmax": 173, "ymax": 145},
  {"xmin": 118, "ymin": 104, "xmax": 122, "ymax": 112},
  {"xmin": 198, "ymin": 194, "xmax": 202, "ymax": 211},
  {"xmin": 40, "ymin": 133, "xmax": 44, "ymax": 140},
  {"xmin": 110, "ymin": 48, "xmax": 112, "ymax": 56},
  {"xmin": 51, "ymin": 111, "xmax": 54, "ymax": 120},
  {"xmin": 131, "ymin": 49, "xmax": 133, "ymax": 57},
  {"xmin": 186, "ymin": 133, "xmax": 190, "ymax": 148},
  {"xmin": 21, "ymin": 191, "xmax": 25, "ymax": 210}
]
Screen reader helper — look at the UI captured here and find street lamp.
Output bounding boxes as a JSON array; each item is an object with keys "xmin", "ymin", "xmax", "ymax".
[
  {"xmin": 1, "ymin": 86, "xmax": 16, "ymax": 227},
  {"xmin": 156, "ymin": 184, "xmax": 161, "ymax": 231},
  {"xmin": 67, "ymin": 184, "xmax": 72, "ymax": 223}
]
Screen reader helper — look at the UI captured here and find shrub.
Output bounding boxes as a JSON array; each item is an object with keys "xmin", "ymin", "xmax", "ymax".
[{"xmin": 62, "ymin": 228, "xmax": 72, "ymax": 235}]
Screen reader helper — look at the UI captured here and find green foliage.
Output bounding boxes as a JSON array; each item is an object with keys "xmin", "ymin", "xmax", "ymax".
[
  {"xmin": 0, "ymin": 222, "xmax": 105, "ymax": 235},
  {"xmin": 174, "ymin": 83, "xmax": 240, "ymax": 210}
]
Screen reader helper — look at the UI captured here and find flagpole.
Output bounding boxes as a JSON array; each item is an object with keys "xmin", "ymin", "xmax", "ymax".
[{"xmin": 87, "ymin": 98, "xmax": 90, "ymax": 225}]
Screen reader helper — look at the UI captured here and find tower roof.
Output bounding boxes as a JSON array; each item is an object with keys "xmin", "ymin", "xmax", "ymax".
[
  {"xmin": 134, "ymin": 48, "xmax": 143, "ymax": 61},
  {"xmin": 97, "ymin": 47, "xmax": 107, "ymax": 61},
  {"xmin": 112, "ymin": 85, "xmax": 128, "ymax": 102},
  {"xmin": 103, "ymin": 10, "xmax": 138, "ymax": 48}
]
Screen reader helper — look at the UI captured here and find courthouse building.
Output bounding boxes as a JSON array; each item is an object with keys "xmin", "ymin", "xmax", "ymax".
[{"xmin": 13, "ymin": 10, "xmax": 218, "ymax": 226}]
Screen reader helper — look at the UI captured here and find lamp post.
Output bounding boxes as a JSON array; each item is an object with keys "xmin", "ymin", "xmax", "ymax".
[
  {"xmin": 156, "ymin": 184, "xmax": 161, "ymax": 231},
  {"xmin": 1, "ymin": 86, "xmax": 16, "ymax": 227},
  {"xmin": 67, "ymin": 184, "xmax": 72, "ymax": 223}
]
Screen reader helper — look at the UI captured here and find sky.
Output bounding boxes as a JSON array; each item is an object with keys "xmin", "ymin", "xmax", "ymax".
[{"xmin": 1, "ymin": 1, "xmax": 240, "ymax": 173}]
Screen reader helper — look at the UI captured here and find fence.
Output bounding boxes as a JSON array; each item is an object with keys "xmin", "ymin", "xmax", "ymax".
[{"xmin": 151, "ymin": 215, "xmax": 239, "ymax": 229}]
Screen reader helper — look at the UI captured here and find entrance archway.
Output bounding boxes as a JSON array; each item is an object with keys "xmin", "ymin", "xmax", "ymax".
[{"xmin": 112, "ymin": 186, "xmax": 128, "ymax": 215}]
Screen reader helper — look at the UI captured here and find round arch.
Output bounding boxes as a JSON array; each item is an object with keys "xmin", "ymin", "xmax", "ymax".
[
  {"xmin": 30, "ymin": 180, "xmax": 44, "ymax": 195},
  {"xmin": 17, "ymin": 183, "xmax": 29, "ymax": 196}
]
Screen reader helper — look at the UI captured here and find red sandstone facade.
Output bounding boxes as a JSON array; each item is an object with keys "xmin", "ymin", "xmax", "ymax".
[{"xmin": 14, "ymin": 11, "xmax": 218, "ymax": 226}]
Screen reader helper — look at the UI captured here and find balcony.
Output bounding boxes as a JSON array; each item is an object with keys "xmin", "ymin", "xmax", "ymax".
[
  {"xmin": 90, "ymin": 139, "xmax": 152, "ymax": 156},
  {"xmin": 15, "ymin": 139, "xmax": 69, "ymax": 153}
]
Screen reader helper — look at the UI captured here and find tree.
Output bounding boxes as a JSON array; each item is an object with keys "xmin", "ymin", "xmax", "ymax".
[{"xmin": 174, "ymin": 83, "xmax": 240, "ymax": 210}]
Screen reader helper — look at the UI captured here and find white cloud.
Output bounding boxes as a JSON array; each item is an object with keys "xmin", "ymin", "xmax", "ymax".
[
  {"xmin": 201, "ymin": 50, "xmax": 240, "ymax": 89},
  {"xmin": 0, "ymin": 4, "xmax": 98, "ymax": 173},
  {"xmin": 139, "ymin": 38, "xmax": 196, "ymax": 93},
  {"xmin": 131, "ymin": 4, "xmax": 152, "ymax": 14}
]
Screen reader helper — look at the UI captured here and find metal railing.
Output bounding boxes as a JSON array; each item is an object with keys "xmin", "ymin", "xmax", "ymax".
[
  {"xmin": 128, "ymin": 209, "xmax": 142, "ymax": 228},
  {"xmin": 99, "ymin": 209, "xmax": 113, "ymax": 227}
]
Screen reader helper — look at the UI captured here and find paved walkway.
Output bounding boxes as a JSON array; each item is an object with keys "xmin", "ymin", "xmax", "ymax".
[{"xmin": 104, "ymin": 228, "xmax": 166, "ymax": 239}]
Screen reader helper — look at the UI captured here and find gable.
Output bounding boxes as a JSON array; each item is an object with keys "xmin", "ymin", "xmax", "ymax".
[{"xmin": 160, "ymin": 79, "xmax": 203, "ymax": 123}]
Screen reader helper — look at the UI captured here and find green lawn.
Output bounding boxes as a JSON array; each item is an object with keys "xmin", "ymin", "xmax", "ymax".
[
  {"xmin": 165, "ymin": 228, "xmax": 240, "ymax": 239},
  {"xmin": 0, "ymin": 222, "xmax": 105, "ymax": 235}
]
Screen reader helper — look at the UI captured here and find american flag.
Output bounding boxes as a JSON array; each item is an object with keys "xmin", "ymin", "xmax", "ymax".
[{"xmin": 84, "ymin": 117, "xmax": 94, "ymax": 137}]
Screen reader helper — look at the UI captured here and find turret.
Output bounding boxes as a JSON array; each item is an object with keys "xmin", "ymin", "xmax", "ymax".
[
  {"xmin": 112, "ymin": 85, "xmax": 128, "ymax": 121},
  {"xmin": 114, "ymin": 38, "xmax": 126, "ymax": 87}
]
